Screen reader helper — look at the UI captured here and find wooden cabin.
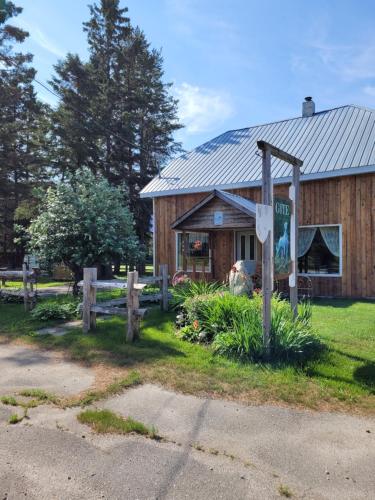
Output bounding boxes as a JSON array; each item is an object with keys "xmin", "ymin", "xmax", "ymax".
[{"xmin": 141, "ymin": 99, "xmax": 375, "ymax": 298}]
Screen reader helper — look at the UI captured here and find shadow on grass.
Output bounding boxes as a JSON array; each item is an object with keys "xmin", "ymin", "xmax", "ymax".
[
  {"xmin": 304, "ymin": 347, "xmax": 375, "ymax": 394},
  {"xmin": 354, "ymin": 363, "xmax": 375, "ymax": 391},
  {"xmin": 312, "ymin": 298, "xmax": 375, "ymax": 308},
  {"xmin": 332, "ymin": 349, "xmax": 374, "ymax": 365},
  {"xmin": 32, "ymin": 308, "xmax": 187, "ymax": 368}
]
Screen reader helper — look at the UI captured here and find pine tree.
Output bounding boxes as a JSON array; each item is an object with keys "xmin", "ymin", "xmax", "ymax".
[
  {"xmin": 50, "ymin": 0, "xmax": 182, "ymax": 257},
  {"xmin": 0, "ymin": 2, "xmax": 48, "ymax": 266}
]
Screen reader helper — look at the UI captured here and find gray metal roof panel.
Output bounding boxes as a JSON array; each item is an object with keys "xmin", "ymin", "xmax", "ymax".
[
  {"xmin": 141, "ymin": 105, "xmax": 375, "ymax": 198},
  {"xmin": 216, "ymin": 190, "xmax": 257, "ymax": 216}
]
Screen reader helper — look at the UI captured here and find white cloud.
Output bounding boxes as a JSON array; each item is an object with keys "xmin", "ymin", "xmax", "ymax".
[
  {"xmin": 363, "ymin": 85, "xmax": 375, "ymax": 97},
  {"xmin": 308, "ymin": 37, "xmax": 375, "ymax": 81},
  {"xmin": 175, "ymin": 82, "xmax": 234, "ymax": 134},
  {"xmin": 16, "ymin": 19, "xmax": 65, "ymax": 58}
]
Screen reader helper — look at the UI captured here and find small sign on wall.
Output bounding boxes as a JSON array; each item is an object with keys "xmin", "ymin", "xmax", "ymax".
[{"xmin": 214, "ymin": 211, "xmax": 223, "ymax": 225}]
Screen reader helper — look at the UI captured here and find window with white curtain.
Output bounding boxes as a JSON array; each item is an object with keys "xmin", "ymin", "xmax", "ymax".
[{"xmin": 298, "ymin": 225, "xmax": 341, "ymax": 276}]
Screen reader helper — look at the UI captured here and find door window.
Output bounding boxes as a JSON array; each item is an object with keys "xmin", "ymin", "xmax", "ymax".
[{"xmin": 236, "ymin": 232, "xmax": 256, "ymax": 261}]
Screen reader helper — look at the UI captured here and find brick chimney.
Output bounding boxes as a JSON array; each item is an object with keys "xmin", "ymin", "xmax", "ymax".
[{"xmin": 302, "ymin": 96, "xmax": 315, "ymax": 117}]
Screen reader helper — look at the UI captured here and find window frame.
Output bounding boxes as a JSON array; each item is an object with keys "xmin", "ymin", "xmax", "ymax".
[
  {"xmin": 175, "ymin": 231, "xmax": 212, "ymax": 273},
  {"xmin": 298, "ymin": 224, "xmax": 342, "ymax": 278},
  {"xmin": 234, "ymin": 230, "xmax": 257, "ymax": 262}
]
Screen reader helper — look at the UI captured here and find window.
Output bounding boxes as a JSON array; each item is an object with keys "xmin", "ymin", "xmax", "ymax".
[
  {"xmin": 298, "ymin": 225, "xmax": 341, "ymax": 276},
  {"xmin": 176, "ymin": 232, "xmax": 211, "ymax": 272},
  {"xmin": 236, "ymin": 232, "xmax": 256, "ymax": 261}
]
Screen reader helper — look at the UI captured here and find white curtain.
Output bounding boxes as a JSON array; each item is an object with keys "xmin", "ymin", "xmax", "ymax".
[
  {"xmin": 298, "ymin": 227, "xmax": 317, "ymax": 257},
  {"xmin": 320, "ymin": 226, "xmax": 340, "ymax": 257}
]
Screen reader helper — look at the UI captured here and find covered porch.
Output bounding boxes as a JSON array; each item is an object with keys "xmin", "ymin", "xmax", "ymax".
[{"xmin": 171, "ymin": 190, "xmax": 261, "ymax": 282}]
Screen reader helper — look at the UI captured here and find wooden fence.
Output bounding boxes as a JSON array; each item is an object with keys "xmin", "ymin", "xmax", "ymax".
[
  {"xmin": 0, "ymin": 264, "xmax": 36, "ymax": 311},
  {"xmin": 79, "ymin": 264, "xmax": 169, "ymax": 342}
]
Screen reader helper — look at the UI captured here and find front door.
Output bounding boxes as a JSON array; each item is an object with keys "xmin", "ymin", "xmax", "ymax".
[{"xmin": 236, "ymin": 231, "xmax": 256, "ymax": 262}]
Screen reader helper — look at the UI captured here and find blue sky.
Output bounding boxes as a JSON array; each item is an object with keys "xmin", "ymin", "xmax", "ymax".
[{"xmin": 14, "ymin": 0, "xmax": 375, "ymax": 151}]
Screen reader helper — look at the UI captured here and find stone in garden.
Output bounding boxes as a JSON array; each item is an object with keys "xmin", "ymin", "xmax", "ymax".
[{"xmin": 229, "ymin": 260, "xmax": 254, "ymax": 296}]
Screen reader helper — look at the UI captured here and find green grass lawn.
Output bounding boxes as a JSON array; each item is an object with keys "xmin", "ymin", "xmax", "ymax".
[
  {"xmin": 1, "ymin": 277, "xmax": 71, "ymax": 288},
  {"xmin": 0, "ymin": 298, "xmax": 374, "ymax": 414}
]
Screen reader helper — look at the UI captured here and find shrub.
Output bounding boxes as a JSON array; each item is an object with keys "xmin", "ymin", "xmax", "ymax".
[
  {"xmin": 182, "ymin": 292, "xmax": 257, "ymax": 341},
  {"xmin": 213, "ymin": 296, "xmax": 322, "ymax": 362},
  {"xmin": 31, "ymin": 298, "xmax": 79, "ymax": 321},
  {"xmin": 171, "ymin": 279, "xmax": 226, "ymax": 309},
  {"xmin": 178, "ymin": 290, "xmax": 323, "ymax": 362},
  {"xmin": 0, "ymin": 290, "xmax": 24, "ymax": 304}
]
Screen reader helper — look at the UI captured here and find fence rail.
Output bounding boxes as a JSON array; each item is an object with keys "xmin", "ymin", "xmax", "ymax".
[
  {"xmin": 0, "ymin": 264, "xmax": 36, "ymax": 311},
  {"xmin": 79, "ymin": 264, "xmax": 169, "ymax": 342}
]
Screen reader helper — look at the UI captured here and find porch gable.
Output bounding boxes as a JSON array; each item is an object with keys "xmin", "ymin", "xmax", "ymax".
[{"xmin": 171, "ymin": 190, "xmax": 256, "ymax": 231}]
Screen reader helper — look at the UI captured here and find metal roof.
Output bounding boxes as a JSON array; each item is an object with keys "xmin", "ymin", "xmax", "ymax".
[
  {"xmin": 216, "ymin": 190, "xmax": 256, "ymax": 217},
  {"xmin": 140, "ymin": 105, "xmax": 375, "ymax": 198}
]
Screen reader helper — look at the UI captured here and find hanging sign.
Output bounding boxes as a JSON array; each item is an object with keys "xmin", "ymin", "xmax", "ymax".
[
  {"xmin": 288, "ymin": 185, "xmax": 296, "ymax": 287},
  {"xmin": 274, "ymin": 197, "xmax": 292, "ymax": 279},
  {"xmin": 255, "ymin": 204, "xmax": 273, "ymax": 243}
]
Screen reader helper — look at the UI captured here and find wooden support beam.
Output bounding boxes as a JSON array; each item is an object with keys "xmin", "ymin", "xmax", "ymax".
[
  {"xmin": 82, "ymin": 267, "xmax": 97, "ymax": 333},
  {"xmin": 97, "ymin": 298, "xmax": 127, "ymax": 307},
  {"xmin": 134, "ymin": 308, "xmax": 148, "ymax": 318},
  {"xmin": 138, "ymin": 276, "xmax": 163, "ymax": 284},
  {"xmin": 261, "ymin": 146, "xmax": 272, "ymax": 359},
  {"xmin": 127, "ymin": 271, "xmax": 140, "ymax": 342},
  {"xmin": 77, "ymin": 280, "xmax": 146, "ymax": 291},
  {"xmin": 0, "ymin": 289, "xmax": 36, "ymax": 297},
  {"xmin": 257, "ymin": 140, "xmax": 303, "ymax": 167},
  {"xmin": 0, "ymin": 270, "xmax": 34, "ymax": 279},
  {"xmin": 89, "ymin": 305, "xmax": 147, "ymax": 318},
  {"xmin": 289, "ymin": 165, "xmax": 300, "ymax": 316},
  {"xmin": 159, "ymin": 264, "xmax": 169, "ymax": 311},
  {"xmin": 96, "ymin": 293, "xmax": 170, "ymax": 309},
  {"xmin": 22, "ymin": 264, "xmax": 29, "ymax": 312},
  {"xmin": 90, "ymin": 305, "xmax": 127, "ymax": 316}
]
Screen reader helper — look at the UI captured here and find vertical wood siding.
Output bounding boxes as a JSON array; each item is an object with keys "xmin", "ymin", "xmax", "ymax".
[{"xmin": 154, "ymin": 173, "xmax": 375, "ymax": 298}]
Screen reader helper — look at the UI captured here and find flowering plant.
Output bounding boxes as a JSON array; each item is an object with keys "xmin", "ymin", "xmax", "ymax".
[
  {"xmin": 193, "ymin": 240, "xmax": 202, "ymax": 251},
  {"xmin": 172, "ymin": 273, "xmax": 190, "ymax": 287}
]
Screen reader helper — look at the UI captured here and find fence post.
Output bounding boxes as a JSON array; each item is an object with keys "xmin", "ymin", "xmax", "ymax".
[
  {"xmin": 82, "ymin": 267, "xmax": 97, "ymax": 333},
  {"xmin": 127, "ymin": 270, "xmax": 139, "ymax": 342},
  {"xmin": 22, "ymin": 264, "xmax": 29, "ymax": 312},
  {"xmin": 160, "ymin": 264, "xmax": 168, "ymax": 311}
]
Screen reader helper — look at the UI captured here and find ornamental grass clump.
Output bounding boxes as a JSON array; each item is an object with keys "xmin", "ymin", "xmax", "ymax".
[
  {"xmin": 172, "ymin": 278, "xmax": 226, "ymax": 309},
  {"xmin": 178, "ymin": 290, "xmax": 323, "ymax": 363},
  {"xmin": 179, "ymin": 292, "xmax": 255, "ymax": 342}
]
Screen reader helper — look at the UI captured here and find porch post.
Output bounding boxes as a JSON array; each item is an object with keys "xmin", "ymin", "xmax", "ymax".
[
  {"xmin": 182, "ymin": 231, "xmax": 188, "ymax": 272},
  {"xmin": 261, "ymin": 146, "xmax": 272, "ymax": 360},
  {"xmin": 290, "ymin": 166, "xmax": 300, "ymax": 316}
]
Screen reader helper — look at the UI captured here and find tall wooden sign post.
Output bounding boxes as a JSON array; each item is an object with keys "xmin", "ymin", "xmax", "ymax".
[{"xmin": 256, "ymin": 141, "xmax": 303, "ymax": 359}]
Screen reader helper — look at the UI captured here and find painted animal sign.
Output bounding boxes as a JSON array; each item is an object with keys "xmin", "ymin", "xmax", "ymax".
[{"xmin": 274, "ymin": 197, "xmax": 292, "ymax": 278}]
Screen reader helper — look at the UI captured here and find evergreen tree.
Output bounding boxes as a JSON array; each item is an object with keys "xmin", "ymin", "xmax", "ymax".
[
  {"xmin": 0, "ymin": 1, "xmax": 48, "ymax": 266},
  {"xmin": 50, "ymin": 0, "xmax": 182, "ymax": 256}
]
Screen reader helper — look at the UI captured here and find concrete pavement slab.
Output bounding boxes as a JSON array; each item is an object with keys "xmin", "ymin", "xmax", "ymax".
[
  {"xmin": 0, "ymin": 425, "xmax": 281, "ymax": 500},
  {"xmin": 103, "ymin": 383, "xmax": 375, "ymax": 500},
  {"xmin": 0, "ymin": 343, "xmax": 94, "ymax": 396}
]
